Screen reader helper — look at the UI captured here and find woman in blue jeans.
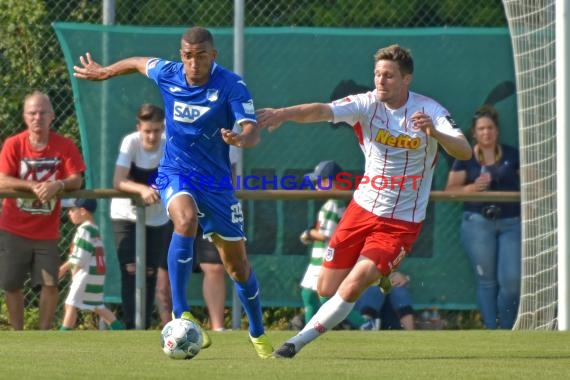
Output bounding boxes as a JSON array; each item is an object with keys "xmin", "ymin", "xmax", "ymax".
[{"xmin": 446, "ymin": 104, "xmax": 521, "ymax": 329}]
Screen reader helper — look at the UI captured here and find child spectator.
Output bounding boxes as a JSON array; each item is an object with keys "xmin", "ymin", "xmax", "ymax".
[
  {"xmin": 59, "ymin": 198, "xmax": 124, "ymax": 330},
  {"xmin": 299, "ymin": 160, "xmax": 367, "ymax": 329}
]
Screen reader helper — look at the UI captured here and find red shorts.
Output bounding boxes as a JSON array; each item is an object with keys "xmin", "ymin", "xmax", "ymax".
[{"xmin": 324, "ymin": 201, "xmax": 423, "ymax": 276}]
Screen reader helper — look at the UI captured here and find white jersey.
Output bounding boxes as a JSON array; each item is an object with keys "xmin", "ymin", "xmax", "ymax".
[
  {"xmin": 110, "ymin": 131, "xmax": 169, "ymax": 226},
  {"xmin": 331, "ymin": 90, "xmax": 463, "ymax": 222}
]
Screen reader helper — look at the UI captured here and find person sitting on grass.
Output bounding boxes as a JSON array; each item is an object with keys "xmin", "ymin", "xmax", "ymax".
[{"xmin": 58, "ymin": 198, "xmax": 124, "ymax": 331}]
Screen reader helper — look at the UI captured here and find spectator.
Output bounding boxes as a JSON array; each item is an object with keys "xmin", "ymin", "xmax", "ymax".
[
  {"xmin": 58, "ymin": 198, "xmax": 124, "ymax": 330},
  {"xmin": 0, "ymin": 90, "xmax": 86, "ymax": 330},
  {"xmin": 446, "ymin": 104, "xmax": 521, "ymax": 329},
  {"xmin": 110, "ymin": 103, "xmax": 173, "ymax": 329},
  {"xmin": 355, "ymin": 272, "xmax": 415, "ymax": 330}
]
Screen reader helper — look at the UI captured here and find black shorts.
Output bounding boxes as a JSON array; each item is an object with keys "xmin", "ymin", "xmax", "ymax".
[
  {"xmin": 112, "ymin": 220, "xmax": 173, "ymax": 270},
  {"xmin": 192, "ymin": 226, "xmax": 222, "ymax": 273}
]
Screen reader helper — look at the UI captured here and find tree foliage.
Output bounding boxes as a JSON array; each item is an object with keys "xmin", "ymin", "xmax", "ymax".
[
  {"xmin": 0, "ymin": 0, "xmax": 505, "ymax": 144},
  {"xmin": 0, "ymin": 0, "xmax": 100, "ymax": 143},
  {"xmin": 245, "ymin": 0, "xmax": 506, "ymax": 28}
]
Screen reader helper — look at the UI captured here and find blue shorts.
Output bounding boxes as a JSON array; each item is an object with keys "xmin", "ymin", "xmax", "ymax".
[{"xmin": 157, "ymin": 168, "xmax": 245, "ymax": 240}]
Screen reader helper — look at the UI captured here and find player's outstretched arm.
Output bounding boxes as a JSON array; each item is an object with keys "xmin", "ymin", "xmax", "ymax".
[
  {"xmin": 73, "ymin": 53, "xmax": 150, "ymax": 81},
  {"xmin": 256, "ymin": 103, "xmax": 332, "ymax": 132}
]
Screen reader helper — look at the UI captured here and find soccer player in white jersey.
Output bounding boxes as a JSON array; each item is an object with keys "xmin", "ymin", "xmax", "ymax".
[
  {"xmin": 257, "ymin": 44, "xmax": 472, "ymax": 358},
  {"xmin": 73, "ymin": 27, "xmax": 273, "ymax": 358}
]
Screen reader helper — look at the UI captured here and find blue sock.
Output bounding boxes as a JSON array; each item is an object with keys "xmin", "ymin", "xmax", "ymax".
[
  {"xmin": 168, "ymin": 232, "xmax": 195, "ymax": 318},
  {"xmin": 234, "ymin": 270, "xmax": 264, "ymax": 337}
]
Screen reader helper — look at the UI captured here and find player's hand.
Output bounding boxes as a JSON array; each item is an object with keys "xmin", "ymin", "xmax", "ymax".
[
  {"xmin": 221, "ymin": 128, "xmax": 244, "ymax": 147},
  {"xmin": 256, "ymin": 108, "xmax": 284, "ymax": 132},
  {"xmin": 411, "ymin": 111, "xmax": 436, "ymax": 137},
  {"xmin": 73, "ymin": 52, "xmax": 107, "ymax": 81}
]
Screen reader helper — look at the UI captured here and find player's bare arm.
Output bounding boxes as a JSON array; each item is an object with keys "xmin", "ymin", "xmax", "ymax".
[
  {"xmin": 73, "ymin": 53, "xmax": 150, "ymax": 81},
  {"xmin": 411, "ymin": 111, "xmax": 472, "ymax": 160},
  {"xmin": 433, "ymin": 131, "xmax": 471, "ymax": 160},
  {"xmin": 256, "ymin": 103, "xmax": 333, "ymax": 132},
  {"xmin": 221, "ymin": 121, "xmax": 260, "ymax": 148}
]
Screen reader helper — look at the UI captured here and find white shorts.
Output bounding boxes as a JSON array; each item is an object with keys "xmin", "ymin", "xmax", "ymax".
[
  {"xmin": 300, "ymin": 264, "xmax": 322, "ymax": 291},
  {"xmin": 65, "ymin": 275, "xmax": 105, "ymax": 311}
]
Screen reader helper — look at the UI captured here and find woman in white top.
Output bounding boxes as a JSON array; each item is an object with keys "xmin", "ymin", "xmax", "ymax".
[{"xmin": 111, "ymin": 104, "xmax": 173, "ymax": 329}]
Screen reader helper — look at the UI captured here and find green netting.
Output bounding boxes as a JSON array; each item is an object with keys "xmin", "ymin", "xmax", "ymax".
[{"xmin": 54, "ymin": 23, "xmax": 517, "ymax": 309}]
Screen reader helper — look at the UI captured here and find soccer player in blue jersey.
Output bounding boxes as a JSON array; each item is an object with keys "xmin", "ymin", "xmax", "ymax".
[{"xmin": 73, "ymin": 27, "xmax": 273, "ymax": 358}]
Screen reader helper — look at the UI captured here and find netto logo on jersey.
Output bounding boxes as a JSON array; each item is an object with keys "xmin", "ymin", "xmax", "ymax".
[
  {"xmin": 173, "ymin": 101, "xmax": 210, "ymax": 123},
  {"xmin": 375, "ymin": 129, "xmax": 421, "ymax": 149}
]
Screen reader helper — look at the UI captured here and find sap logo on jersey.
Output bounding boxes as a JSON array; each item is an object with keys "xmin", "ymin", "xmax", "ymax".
[{"xmin": 173, "ymin": 101, "xmax": 210, "ymax": 123}]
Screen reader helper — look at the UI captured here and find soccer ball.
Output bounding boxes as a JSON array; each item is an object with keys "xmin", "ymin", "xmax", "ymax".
[{"xmin": 160, "ymin": 318, "xmax": 203, "ymax": 360}]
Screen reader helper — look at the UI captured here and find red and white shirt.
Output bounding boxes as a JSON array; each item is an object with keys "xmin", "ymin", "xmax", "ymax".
[
  {"xmin": 0, "ymin": 131, "xmax": 86, "ymax": 239},
  {"xmin": 330, "ymin": 90, "xmax": 463, "ymax": 223}
]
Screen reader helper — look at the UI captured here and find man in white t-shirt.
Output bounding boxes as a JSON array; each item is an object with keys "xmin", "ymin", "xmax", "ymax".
[{"xmin": 256, "ymin": 44, "xmax": 472, "ymax": 358}]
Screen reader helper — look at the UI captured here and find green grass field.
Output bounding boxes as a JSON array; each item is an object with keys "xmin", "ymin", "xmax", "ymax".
[{"xmin": 1, "ymin": 330, "xmax": 569, "ymax": 379}]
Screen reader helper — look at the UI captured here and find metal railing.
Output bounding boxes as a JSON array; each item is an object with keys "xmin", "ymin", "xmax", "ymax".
[{"xmin": 0, "ymin": 189, "xmax": 520, "ymax": 329}]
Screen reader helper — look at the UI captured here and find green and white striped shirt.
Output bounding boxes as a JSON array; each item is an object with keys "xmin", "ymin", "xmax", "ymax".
[
  {"xmin": 67, "ymin": 221, "xmax": 106, "ymax": 308},
  {"xmin": 300, "ymin": 199, "xmax": 345, "ymax": 290}
]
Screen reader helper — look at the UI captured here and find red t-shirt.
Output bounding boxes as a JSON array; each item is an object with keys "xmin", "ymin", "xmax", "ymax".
[{"xmin": 0, "ymin": 131, "xmax": 86, "ymax": 240}]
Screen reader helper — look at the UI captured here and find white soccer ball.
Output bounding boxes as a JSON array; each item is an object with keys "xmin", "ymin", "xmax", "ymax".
[{"xmin": 160, "ymin": 318, "xmax": 203, "ymax": 360}]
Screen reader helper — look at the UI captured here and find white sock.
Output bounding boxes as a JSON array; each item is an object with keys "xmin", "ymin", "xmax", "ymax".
[{"xmin": 288, "ymin": 293, "xmax": 355, "ymax": 351}]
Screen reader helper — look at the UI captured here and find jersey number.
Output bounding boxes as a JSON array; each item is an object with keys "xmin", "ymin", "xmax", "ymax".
[{"xmin": 231, "ymin": 203, "xmax": 243, "ymax": 224}]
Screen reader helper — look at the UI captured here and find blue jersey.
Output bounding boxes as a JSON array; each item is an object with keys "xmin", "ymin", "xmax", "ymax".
[{"xmin": 146, "ymin": 59, "xmax": 255, "ymax": 181}]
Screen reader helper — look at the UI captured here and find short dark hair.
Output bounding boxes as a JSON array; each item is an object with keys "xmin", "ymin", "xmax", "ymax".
[
  {"xmin": 137, "ymin": 103, "xmax": 164, "ymax": 123},
  {"xmin": 374, "ymin": 44, "xmax": 414, "ymax": 75},
  {"xmin": 182, "ymin": 26, "xmax": 214, "ymax": 45}
]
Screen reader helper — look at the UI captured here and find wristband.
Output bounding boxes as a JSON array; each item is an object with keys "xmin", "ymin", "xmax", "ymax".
[{"xmin": 57, "ymin": 180, "xmax": 65, "ymax": 192}]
